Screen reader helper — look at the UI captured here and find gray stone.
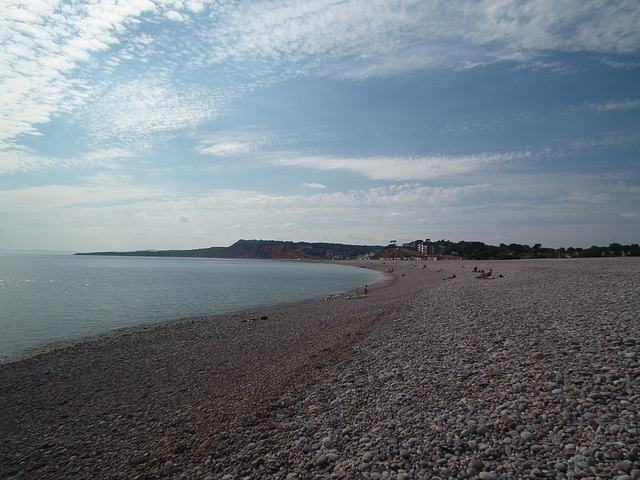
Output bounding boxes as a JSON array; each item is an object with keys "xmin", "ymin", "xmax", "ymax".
[
  {"xmin": 521, "ymin": 431, "xmax": 534, "ymax": 442},
  {"xmin": 479, "ymin": 472, "xmax": 498, "ymax": 480},
  {"xmin": 314, "ymin": 454, "xmax": 328, "ymax": 467}
]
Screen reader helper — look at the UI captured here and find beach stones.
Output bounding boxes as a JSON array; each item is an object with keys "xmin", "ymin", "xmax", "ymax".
[{"xmin": 4, "ymin": 258, "xmax": 640, "ymax": 480}]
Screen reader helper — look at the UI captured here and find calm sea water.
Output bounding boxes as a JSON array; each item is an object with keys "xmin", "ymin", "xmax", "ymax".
[{"xmin": 0, "ymin": 254, "xmax": 382, "ymax": 361}]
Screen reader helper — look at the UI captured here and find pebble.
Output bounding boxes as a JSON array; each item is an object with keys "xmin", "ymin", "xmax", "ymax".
[
  {"xmin": 314, "ymin": 454, "xmax": 328, "ymax": 467},
  {"xmin": 521, "ymin": 431, "xmax": 534, "ymax": 442},
  {"xmin": 479, "ymin": 472, "xmax": 498, "ymax": 480}
]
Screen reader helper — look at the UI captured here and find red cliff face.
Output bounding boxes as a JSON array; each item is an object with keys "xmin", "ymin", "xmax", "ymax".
[
  {"xmin": 262, "ymin": 244, "xmax": 304, "ymax": 259},
  {"xmin": 224, "ymin": 241, "xmax": 305, "ymax": 259}
]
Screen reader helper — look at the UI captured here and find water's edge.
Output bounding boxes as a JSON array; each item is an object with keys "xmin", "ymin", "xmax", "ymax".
[{"xmin": 1, "ymin": 258, "xmax": 386, "ymax": 364}]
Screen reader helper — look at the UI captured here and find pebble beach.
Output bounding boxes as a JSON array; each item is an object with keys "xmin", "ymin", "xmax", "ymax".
[{"xmin": 1, "ymin": 257, "xmax": 639, "ymax": 480}]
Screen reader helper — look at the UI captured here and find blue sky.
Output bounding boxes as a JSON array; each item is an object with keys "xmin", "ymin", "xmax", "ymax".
[{"xmin": 1, "ymin": 0, "xmax": 639, "ymax": 252}]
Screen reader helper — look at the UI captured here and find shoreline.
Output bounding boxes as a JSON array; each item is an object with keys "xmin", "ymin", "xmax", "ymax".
[
  {"xmin": 0, "ymin": 259, "xmax": 445, "ymax": 478},
  {"xmin": 1, "ymin": 258, "xmax": 639, "ymax": 479},
  {"xmin": 0, "ymin": 259, "xmax": 387, "ymax": 365}
]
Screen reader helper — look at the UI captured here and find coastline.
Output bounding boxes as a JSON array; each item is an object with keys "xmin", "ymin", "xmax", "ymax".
[
  {"xmin": 0, "ymin": 256, "xmax": 385, "ymax": 363},
  {"xmin": 1, "ymin": 258, "xmax": 639, "ymax": 479}
]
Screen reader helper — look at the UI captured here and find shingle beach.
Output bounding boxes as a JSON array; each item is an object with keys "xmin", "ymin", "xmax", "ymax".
[{"xmin": 1, "ymin": 257, "xmax": 639, "ymax": 480}]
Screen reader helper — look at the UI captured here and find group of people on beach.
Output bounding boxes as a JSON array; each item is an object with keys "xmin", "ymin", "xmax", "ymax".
[
  {"xmin": 476, "ymin": 268, "xmax": 493, "ymax": 279},
  {"xmin": 445, "ymin": 265, "xmax": 505, "ymax": 280},
  {"xmin": 472, "ymin": 267, "xmax": 504, "ymax": 279}
]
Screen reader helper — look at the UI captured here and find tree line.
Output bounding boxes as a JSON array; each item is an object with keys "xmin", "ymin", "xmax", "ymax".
[{"xmin": 403, "ymin": 240, "xmax": 640, "ymax": 260}]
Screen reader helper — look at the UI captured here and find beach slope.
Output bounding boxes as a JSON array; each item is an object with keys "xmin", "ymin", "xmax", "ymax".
[{"xmin": 1, "ymin": 258, "xmax": 639, "ymax": 479}]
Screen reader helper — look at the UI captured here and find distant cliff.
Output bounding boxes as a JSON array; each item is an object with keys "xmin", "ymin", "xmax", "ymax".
[{"xmin": 75, "ymin": 239, "xmax": 382, "ymax": 260}]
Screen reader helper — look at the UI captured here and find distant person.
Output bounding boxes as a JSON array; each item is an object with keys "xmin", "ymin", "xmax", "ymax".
[{"xmin": 364, "ymin": 285, "xmax": 368, "ymax": 295}]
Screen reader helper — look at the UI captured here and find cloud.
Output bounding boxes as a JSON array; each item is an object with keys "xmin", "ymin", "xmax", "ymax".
[
  {"xmin": 85, "ymin": 78, "xmax": 219, "ymax": 149},
  {"xmin": 0, "ymin": 0, "xmax": 155, "ymax": 147},
  {"xmin": 566, "ymin": 191, "xmax": 612, "ymax": 204},
  {"xmin": 303, "ymin": 182, "xmax": 326, "ymax": 189},
  {"xmin": 165, "ymin": 10, "xmax": 187, "ymax": 22},
  {"xmin": 196, "ymin": 131, "xmax": 272, "ymax": 157},
  {"xmin": 602, "ymin": 58, "xmax": 640, "ymax": 70},
  {"xmin": 277, "ymin": 151, "xmax": 531, "ymax": 181},
  {"xmin": 585, "ymin": 98, "xmax": 640, "ymax": 112},
  {"xmin": 0, "ymin": 173, "xmax": 170, "ymax": 216},
  {"xmin": 3, "ymin": 0, "xmax": 639, "ymax": 152},
  {"xmin": 0, "ymin": 0, "xmax": 232, "ymax": 150},
  {"xmin": 0, "ymin": 147, "xmax": 136, "ymax": 175},
  {"xmin": 0, "ymin": 149, "xmax": 58, "ymax": 175},
  {"xmin": 264, "ymin": 222, "xmax": 297, "ymax": 230},
  {"xmin": 2, "ymin": 169, "xmax": 637, "ymax": 251},
  {"xmin": 567, "ymin": 131, "xmax": 640, "ymax": 151},
  {"xmin": 203, "ymin": 0, "xmax": 640, "ymax": 80}
]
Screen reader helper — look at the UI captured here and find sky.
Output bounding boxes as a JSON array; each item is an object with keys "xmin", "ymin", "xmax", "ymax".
[{"xmin": 1, "ymin": 0, "xmax": 639, "ymax": 252}]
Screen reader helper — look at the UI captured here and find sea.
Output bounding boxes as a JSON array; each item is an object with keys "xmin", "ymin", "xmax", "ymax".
[{"xmin": 0, "ymin": 254, "xmax": 383, "ymax": 362}]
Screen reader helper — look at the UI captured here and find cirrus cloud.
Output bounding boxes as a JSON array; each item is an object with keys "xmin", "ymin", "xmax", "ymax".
[{"xmin": 277, "ymin": 151, "xmax": 532, "ymax": 181}]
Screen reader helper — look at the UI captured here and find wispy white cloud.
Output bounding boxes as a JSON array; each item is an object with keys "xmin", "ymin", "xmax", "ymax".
[
  {"xmin": 0, "ymin": 173, "xmax": 167, "ymax": 210},
  {"xmin": 303, "ymin": 182, "xmax": 326, "ymax": 189},
  {"xmin": 566, "ymin": 191, "xmax": 613, "ymax": 204},
  {"xmin": 1, "ymin": 169, "xmax": 638, "ymax": 250},
  {"xmin": 276, "ymin": 152, "xmax": 531, "ymax": 181},
  {"xmin": 85, "ymin": 78, "xmax": 219, "ymax": 150},
  {"xmin": 264, "ymin": 222, "xmax": 298, "ymax": 230},
  {"xmin": 196, "ymin": 130, "xmax": 272, "ymax": 157},
  {"xmin": 3, "ymin": 0, "xmax": 639, "ymax": 152},
  {"xmin": 0, "ymin": 147, "xmax": 136, "ymax": 175},
  {"xmin": 0, "ymin": 149, "xmax": 58, "ymax": 175},
  {"xmin": 0, "ymin": 0, "xmax": 228, "ymax": 150},
  {"xmin": 584, "ymin": 98, "xmax": 640, "ymax": 112},
  {"xmin": 1, "ymin": 0, "xmax": 150, "ymax": 147},
  {"xmin": 206, "ymin": 0, "xmax": 640, "ymax": 80},
  {"xmin": 568, "ymin": 131, "xmax": 640, "ymax": 151},
  {"xmin": 602, "ymin": 58, "xmax": 640, "ymax": 70}
]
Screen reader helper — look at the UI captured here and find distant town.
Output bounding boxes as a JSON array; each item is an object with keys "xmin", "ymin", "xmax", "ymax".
[
  {"xmin": 76, "ymin": 238, "xmax": 639, "ymax": 261},
  {"xmin": 378, "ymin": 239, "xmax": 639, "ymax": 261}
]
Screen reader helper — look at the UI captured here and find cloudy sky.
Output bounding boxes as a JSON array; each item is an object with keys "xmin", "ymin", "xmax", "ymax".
[{"xmin": 2, "ymin": 0, "xmax": 639, "ymax": 252}]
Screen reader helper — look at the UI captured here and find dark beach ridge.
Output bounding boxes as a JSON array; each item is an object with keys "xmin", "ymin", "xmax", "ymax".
[{"xmin": 1, "ymin": 258, "xmax": 639, "ymax": 479}]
